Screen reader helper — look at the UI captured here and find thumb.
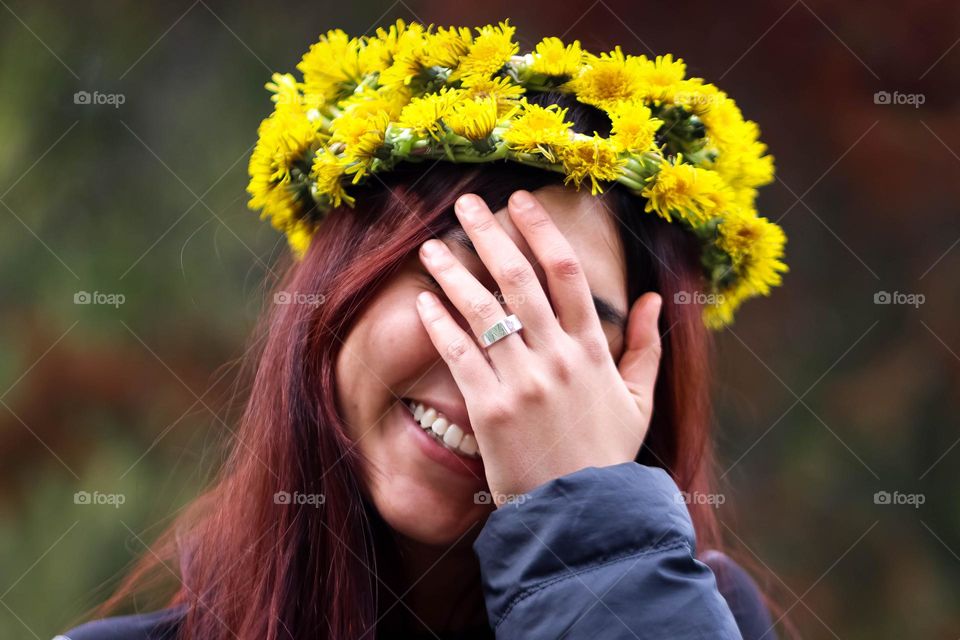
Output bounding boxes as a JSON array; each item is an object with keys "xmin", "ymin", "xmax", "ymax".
[{"xmin": 617, "ymin": 292, "xmax": 663, "ymax": 409}]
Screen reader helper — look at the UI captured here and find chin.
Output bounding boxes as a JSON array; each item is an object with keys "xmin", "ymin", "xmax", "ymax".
[
  {"xmin": 374, "ymin": 485, "xmax": 493, "ymax": 546},
  {"xmin": 360, "ymin": 400, "xmax": 493, "ymax": 545}
]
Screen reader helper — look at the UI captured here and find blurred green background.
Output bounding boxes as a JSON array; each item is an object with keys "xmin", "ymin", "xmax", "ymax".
[{"xmin": 1, "ymin": 1, "xmax": 957, "ymax": 638}]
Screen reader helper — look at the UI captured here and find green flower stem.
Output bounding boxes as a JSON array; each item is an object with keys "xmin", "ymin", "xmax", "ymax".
[
  {"xmin": 615, "ymin": 175, "xmax": 647, "ymax": 192},
  {"xmin": 620, "ymin": 167, "xmax": 647, "ymax": 184}
]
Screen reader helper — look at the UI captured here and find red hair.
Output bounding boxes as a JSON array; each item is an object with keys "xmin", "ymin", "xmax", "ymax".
[{"xmin": 87, "ymin": 94, "xmax": 748, "ymax": 639}]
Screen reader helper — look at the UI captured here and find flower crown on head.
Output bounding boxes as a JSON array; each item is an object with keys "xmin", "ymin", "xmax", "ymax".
[{"xmin": 246, "ymin": 18, "xmax": 787, "ymax": 328}]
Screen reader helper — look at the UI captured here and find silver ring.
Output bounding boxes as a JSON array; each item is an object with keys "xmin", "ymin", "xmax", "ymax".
[{"xmin": 480, "ymin": 314, "xmax": 523, "ymax": 348}]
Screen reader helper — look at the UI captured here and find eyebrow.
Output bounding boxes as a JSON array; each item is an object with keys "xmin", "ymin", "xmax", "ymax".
[{"xmin": 444, "ymin": 227, "xmax": 628, "ymax": 330}]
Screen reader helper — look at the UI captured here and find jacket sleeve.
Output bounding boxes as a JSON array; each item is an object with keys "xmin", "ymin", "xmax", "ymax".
[{"xmin": 473, "ymin": 461, "xmax": 743, "ymax": 639}]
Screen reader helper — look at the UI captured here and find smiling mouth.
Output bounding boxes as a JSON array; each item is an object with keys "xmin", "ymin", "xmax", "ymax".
[{"xmin": 402, "ymin": 398, "xmax": 481, "ymax": 460}]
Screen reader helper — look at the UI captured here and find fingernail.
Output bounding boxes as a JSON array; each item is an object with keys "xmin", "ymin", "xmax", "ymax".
[
  {"xmin": 421, "ymin": 239, "xmax": 441, "ymax": 257},
  {"xmin": 455, "ymin": 194, "xmax": 481, "ymax": 221},
  {"xmin": 510, "ymin": 190, "xmax": 535, "ymax": 210},
  {"xmin": 417, "ymin": 291, "xmax": 436, "ymax": 307}
]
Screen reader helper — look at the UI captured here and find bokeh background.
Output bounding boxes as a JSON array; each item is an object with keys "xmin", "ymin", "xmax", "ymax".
[{"xmin": 1, "ymin": 1, "xmax": 958, "ymax": 638}]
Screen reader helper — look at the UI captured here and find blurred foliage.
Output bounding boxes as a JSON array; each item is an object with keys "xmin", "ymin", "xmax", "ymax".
[{"xmin": 1, "ymin": 1, "xmax": 958, "ymax": 638}]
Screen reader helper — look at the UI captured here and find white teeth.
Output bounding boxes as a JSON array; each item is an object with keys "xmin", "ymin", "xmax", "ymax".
[
  {"xmin": 443, "ymin": 424, "xmax": 464, "ymax": 448},
  {"xmin": 459, "ymin": 434, "xmax": 478, "ymax": 456},
  {"xmin": 431, "ymin": 417, "xmax": 449, "ymax": 435},
  {"xmin": 404, "ymin": 400, "xmax": 480, "ymax": 459},
  {"xmin": 419, "ymin": 407, "xmax": 438, "ymax": 428}
]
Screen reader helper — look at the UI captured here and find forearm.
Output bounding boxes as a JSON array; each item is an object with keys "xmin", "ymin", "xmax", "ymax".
[{"xmin": 474, "ymin": 461, "xmax": 742, "ymax": 639}]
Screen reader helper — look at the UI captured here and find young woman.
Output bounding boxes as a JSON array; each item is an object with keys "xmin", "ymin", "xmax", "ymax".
[{"xmin": 59, "ymin": 22, "xmax": 784, "ymax": 640}]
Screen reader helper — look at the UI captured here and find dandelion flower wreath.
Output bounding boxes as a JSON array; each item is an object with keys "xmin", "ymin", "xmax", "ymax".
[{"xmin": 246, "ymin": 19, "xmax": 787, "ymax": 328}]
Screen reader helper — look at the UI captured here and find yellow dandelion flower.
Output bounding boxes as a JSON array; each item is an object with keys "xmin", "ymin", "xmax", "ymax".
[
  {"xmin": 310, "ymin": 147, "xmax": 355, "ymax": 209},
  {"xmin": 247, "ymin": 105, "xmax": 321, "ymax": 232},
  {"xmin": 716, "ymin": 209, "xmax": 788, "ymax": 296},
  {"xmin": 446, "ymin": 97, "xmax": 502, "ymax": 141},
  {"xmin": 707, "ymin": 118, "xmax": 775, "ymax": 196},
  {"xmin": 702, "ymin": 285, "xmax": 750, "ymax": 329},
  {"xmin": 699, "ymin": 94, "xmax": 745, "ymax": 147},
  {"xmin": 635, "ymin": 53, "xmax": 687, "ymax": 103},
  {"xmin": 641, "ymin": 157, "xmax": 732, "ymax": 225},
  {"xmin": 285, "ymin": 218, "xmax": 315, "ymax": 260},
  {"xmin": 377, "ymin": 22, "xmax": 429, "ymax": 90},
  {"xmin": 358, "ymin": 19, "xmax": 413, "ymax": 75},
  {"xmin": 501, "ymin": 101, "xmax": 574, "ymax": 162},
  {"xmin": 557, "ymin": 135, "xmax": 627, "ymax": 195},
  {"xmin": 702, "ymin": 209, "xmax": 787, "ymax": 329},
  {"xmin": 529, "ymin": 37, "xmax": 584, "ymax": 77},
  {"xmin": 422, "ymin": 26, "xmax": 473, "ymax": 68},
  {"xmin": 450, "ymin": 20, "xmax": 519, "ymax": 82},
  {"xmin": 562, "ymin": 46, "xmax": 645, "ymax": 110},
  {"xmin": 265, "ymin": 72, "xmax": 303, "ymax": 113},
  {"xmin": 460, "ymin": 75, "xmax": 525, "ymax": 116},
  {"xmin": 607, "ymin": 100, "xmax": 662, "ymax": 152},
  {"xmin": 339, "ymin": 112, "xmax": 391, "ymax": 183},
  {"xmin": 396, "ymin": 86, "xmax": 464, "ymax": 140},
  {"xmin": 297, "ymin": 29, "xmax": 366, "ymax": 101},
  {"xmin": 670, "ymin": 79, "xmax": 722, "ymax": 113},
  {"xmin": 329, "ymin": 112, "xmax": 372, "ymax": 147},
  {"xmin": 336, "ymin": 84, "xmax": 410, "ymax": 122}
]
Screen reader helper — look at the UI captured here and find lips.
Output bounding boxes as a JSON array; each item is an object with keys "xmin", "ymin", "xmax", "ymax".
[
  {"xmin": 403, "ymin": 398, "xmax": 479, "ymax": 459},
  {"xmin": 399, "ymin": 398, "xmax": 486, "ymax": 479},
  {"xmin": 405, "ymin": 396, "xmax": 474, "ymax": 435}
]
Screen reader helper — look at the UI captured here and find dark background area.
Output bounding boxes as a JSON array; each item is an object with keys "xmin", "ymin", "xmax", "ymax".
[{"xmin": 1, "ymin": 1, "xmax": 958, "ymax": 638}]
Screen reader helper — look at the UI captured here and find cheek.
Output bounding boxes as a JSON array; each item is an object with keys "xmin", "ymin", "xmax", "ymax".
[
  {"xmin": 604, "ymin": 326, "xmax": 625, "ymax": 363},
  {"xmin": 335, "ymin": 288, "xmax": 435, "ymax": 432}
]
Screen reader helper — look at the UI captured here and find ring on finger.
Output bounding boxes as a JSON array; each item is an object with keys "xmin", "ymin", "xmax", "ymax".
[{"xmin": 479, "ymin": 314, "xmax": 523, "ymax": 348}]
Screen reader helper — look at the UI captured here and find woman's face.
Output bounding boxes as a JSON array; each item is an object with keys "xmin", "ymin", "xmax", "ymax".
[{"xmin": 335, "ymin": 185, "xmax": 630, "ymax": 545}]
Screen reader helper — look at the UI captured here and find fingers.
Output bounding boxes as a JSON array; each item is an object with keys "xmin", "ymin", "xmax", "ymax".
[
  {"xmin": 616, "ymin": 292, "xmax": 663, "ymax": 413},
  {"xmin": 506, "ymin": 190, "xmax": 604, "ymax": 338},
  {"xmin": 419, "ymin": 237, "xmax": 527, "ymax": 367},
  {"xmin": 414, "ymin": 291, "xmax": 500, "ymax": 393},
  {"xmin": 452, "ymin": 194, "xmax": 558, "ymax": 338}
]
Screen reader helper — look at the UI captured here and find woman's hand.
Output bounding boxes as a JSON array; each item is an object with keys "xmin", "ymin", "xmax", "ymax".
[{"xmin": 414, "ymin": 190, "xmax": 664, "ymax": 503}]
